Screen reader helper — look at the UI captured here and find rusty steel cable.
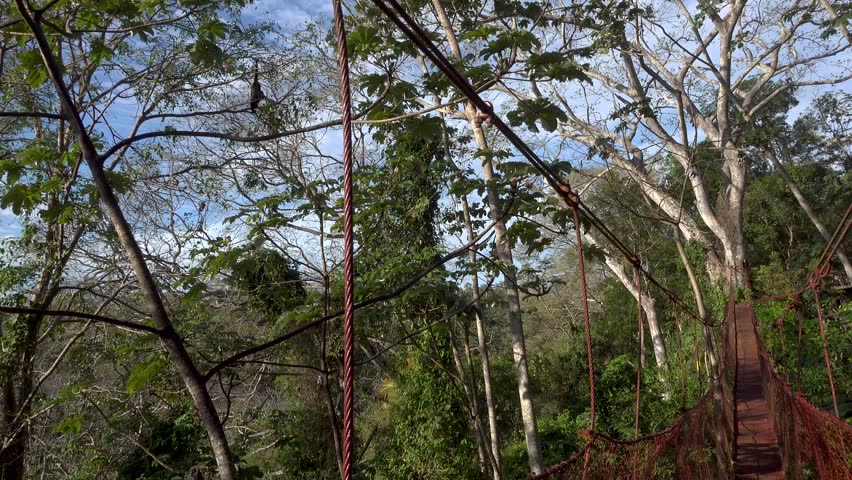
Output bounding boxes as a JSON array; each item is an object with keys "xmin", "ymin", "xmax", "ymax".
[
  {"xmin": 633, "ymin": 264, "xmax": 643, "ymax": 442},
  {"xmin": 571, "ymin": 205, "xmax": 596, "ymax": 480},
  {"xmin": 332, "ymin": 0, "xmax": 357, "ymax": 478},
  {"xmin": 368, "ymin": 0, "xmax": 713, "ymax": 329},
  {"xmin": 811, "ymin": 285, "xmax": 840, "ymax": 418}
]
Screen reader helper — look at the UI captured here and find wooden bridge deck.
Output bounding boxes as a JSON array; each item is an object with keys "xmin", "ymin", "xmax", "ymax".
[{"xmin": 734, "ymin": 303, "xmax": 784, "ymax": 479}]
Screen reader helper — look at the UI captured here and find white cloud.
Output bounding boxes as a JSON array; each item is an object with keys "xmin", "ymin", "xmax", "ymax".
[
  {"xmin": 0, "ymin": 208, "xmax": 22, "ymax": 240},
  {"xmin": 246, "ymin": 0, "xmax": 332, "ymax": 26}
]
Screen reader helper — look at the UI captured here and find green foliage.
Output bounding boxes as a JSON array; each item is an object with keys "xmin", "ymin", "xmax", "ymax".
[
  {"xmin": 369, "ymin": 347, "xmax": 479, "ymax": 480},
  {"xmin": 503, "ymin": 411, "xmax": 585, "ymax": 480},
  {"xmin": 526, "ymin": 51, "xmax": 592, "ymax": 83},
  {"xmin": 754, "ymin": 294, "xmax": 852, "ymax": 418},
  {"xmin": 507, "ymin": 98, "xmax": 568, "ymax": 132},
  {"xmin": 116, "ymin": 409, "xmax": 211, "ymax": 479},
  {"xmin": 198, "ymin": 244, "xmax": 307, "ymax": 319},
  {"xmin": 258, "ymin": 408, "xmax": 338, "ymax": 479},
  {"xmin": 126, "ymin": 355, "xmax": 169, "ymax": 394}
]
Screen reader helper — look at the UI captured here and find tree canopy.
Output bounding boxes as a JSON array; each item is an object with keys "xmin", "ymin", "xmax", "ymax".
[{"xmin": 1, "ymin": 0, "xmax": 850, "ymax": 478}]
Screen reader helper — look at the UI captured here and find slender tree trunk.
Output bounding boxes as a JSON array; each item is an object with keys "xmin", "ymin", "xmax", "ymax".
[
  {"xmin": 449, "ymin": 135, "xmax": 502, "ymax": 478},
  {"xmin": 448, "ymin": 329, "xmax": 490, "ymax": 476},
  {"xmin": 0, "ymin": 185, "xmax": 72, "ymax": 480},
  {"xmin": 584, "ymin": 234, "xmax": 669, "ymax": 372},
  {"xmin": 473, "ymin": 123, "xmax": 543, "ymax": 473},
  {"xmin": 461, "ymin": 321, "xmax": 501, "ymax": 478},
  {"xmin": 430, "ymin": 0, "xmax": 538, "ymax": 470},
  {"xmin": 672, "ymin": 231, "xmax": 719, "ymax": 380},
  {"xmin": 0, "ymin": 266, "xmax": 50, "ymax": 480},
  {"xmin": 16, "ymin": 3, "xmax": 238, "ymax": 477},
  {"xmin": 472, "ymin": 308, "xmax": 502, "ymax": 480},
  {"xmin": 321, "ymin": 280, "xmax": 344, "ymax": 475},
  {"xmin": 766, "ymin": 148, "xmax": 852, "ymax": 282},
  {"xmin": 672, "ymin": 231, "xmax": 727, "ymax": 478}
]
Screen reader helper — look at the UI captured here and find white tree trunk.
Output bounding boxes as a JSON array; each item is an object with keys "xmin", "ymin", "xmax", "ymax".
[
  {"xmin": 583, "ymin": 234, "xmax": 669, "ymax": 372},
  {"xmin": 767, "ymin": 149, "xmax": 852, "ymax": 283},
  {"xmin": 429, "ymin": 0, "xmax": 542, "ymax": 471},
  {"xmin": 474, "ymin": 122, "xmax": 543, "ymax": 473}
]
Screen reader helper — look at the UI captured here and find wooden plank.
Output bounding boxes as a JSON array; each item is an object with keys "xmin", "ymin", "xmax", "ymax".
[{"xmin": 734, "ymin": 304, "xmax": 784, "ymax": 479}]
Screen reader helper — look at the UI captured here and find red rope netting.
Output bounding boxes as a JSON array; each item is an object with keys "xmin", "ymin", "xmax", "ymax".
[
  {"xmin": 527, "ymin": 390, "xmax": 722, "ymax": 480},
  {"xmin": 749, "ymin": 303, "xmax": 852, "ymax": 479},
  {"xmin": 745, "ymin": 205, "xmax": 852, "ymax": 478},
  {"xmin": 526, "ymin": 263, "xmax": 737, "ymax": 480},
  {"xmin": 527, "ymin": 268, "xmax": 754, "ymax": 480}
]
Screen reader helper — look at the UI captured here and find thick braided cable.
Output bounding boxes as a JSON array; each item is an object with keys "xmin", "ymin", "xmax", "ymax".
[
  {"xmin": 571, "ymin": 205, "xmax": 595, "ymax": 480},
  {"xmin": 812, "ymin": 285, "xmax": 840, "ymax": 418},
  {"xmin": 671, "ymin": 299, "xmax": 686, "ymax": 407},
  {"xmin": 332, "ymin": 1, "xmax": 357, "ymax": 478},
  {"xmin": 634, "ymin": 264, "xmax": 643, "ymax": 442}
]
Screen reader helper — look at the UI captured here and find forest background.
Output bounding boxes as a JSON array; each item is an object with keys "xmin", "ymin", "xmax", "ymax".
[{"xmin": 1, "ymin": 0, "xmax": 850, "ymax": 478}]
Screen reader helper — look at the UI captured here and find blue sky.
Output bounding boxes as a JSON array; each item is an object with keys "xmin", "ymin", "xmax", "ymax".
[
  {"xmin": 0, "ymin": 208, "xmax": 17, "ymax": 239},
  {"xmin": 247, "ymin": 0, "xmax": 333, "ymax": 25}
]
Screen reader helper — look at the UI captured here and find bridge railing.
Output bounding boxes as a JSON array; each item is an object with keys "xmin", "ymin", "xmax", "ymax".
[
  {"xmin": 749, "ymin": 300, "xmax": 852, "ymax": 479},
  {"xmin": 529, "ymin": 389, "xmax": 721, "ymax": 479},
  {"xmin": 529, "ymin": 289, "xmax": 741, "ymax": 480}
]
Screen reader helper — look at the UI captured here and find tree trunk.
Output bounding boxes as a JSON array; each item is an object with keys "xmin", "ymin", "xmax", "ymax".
[
  {"xmin": 671, "ymin": 230, "xmax": 727, "ymax": 477},
  {"xmin": 429, "ymin": 0, "xmax": 541, "ymax": 472},
  {"xmin": 16, "ymin": 3, "xmax": 238, "ymax": 477},
  {"xmin": 473, "ymin": 123, "xmax": 543, "ymax": 473},
  {"xmin": 448, "ymin": 329, "xmax": 491, "ymax": 476},
  {"xmin": 473, "ymin": 308, "xmax": 502, "ymax": 480},
  {"xmin": 584, "ymin": 234, "xmax": 669, "ymax": 372},
  {"xmin": 766, "ymin": 148, "xmax": 852, "ymax": 282},
  {"xmin": 453, "ymin": 144, "xmax": 502, "ymax": 479}
]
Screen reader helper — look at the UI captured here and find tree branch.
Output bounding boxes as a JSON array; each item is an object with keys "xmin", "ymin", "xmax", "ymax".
[{"xmin": 0, "ymin": 306, "xmax": 162, "ymax": 334}]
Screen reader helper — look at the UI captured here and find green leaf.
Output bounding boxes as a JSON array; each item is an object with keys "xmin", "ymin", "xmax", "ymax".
[
  {"xmin": 19, "ymin": 49, "xmax": 48, "ymax": 88},
  {"xmin": 526, "ymin": 51, "xmax": 591, "ymax": 83},
  {"xmin": 348, "ymin": 26, "xmax": 381, "ymax": 59},
  {"xmin": 54, "ymin": 414, "xmax": 85, "ymax": 435},
  {"xmin": 506, "ymin": 98, "xmax": 567, "ymax": 132},
  {"xmin": 199, "ymin": 19, "xmax": 228, "ymax": 39},
  {"xmin": 181, "ymin": 281, "xmax": 207, "ymax": 306},
  {"xmin": 188, "ymin": 37, "xmax": 225, "ymax": 67},
  {"xmin": 126, "ymin": 356, "xmax": 168, "ymax": 394},
  {"xmin": 90, "ymin": 38, "xmax": 115, "ymax": 66},
  {"xmin": 104, "ymin": 170, "xmax": 133, "ymax": 194}
]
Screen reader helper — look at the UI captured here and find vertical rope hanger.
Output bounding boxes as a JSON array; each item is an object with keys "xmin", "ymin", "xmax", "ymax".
[
  {"xmin": 332, "ymin": 0, "xmax": 357, "ymax": 478},
  {"xmin": 811, "ymin": 283, "xmax": 840, "ymax": 418},
  {"xmin": 570, "ymin": 199, "xmax": 596, "ymax": 480},
  {"xmin": 633, "ymin": 260, "xmax": 643, "ymax": 441},
  {"xmin": 632, "ymin": 261, "xmax": 643, "ymax": 480}
]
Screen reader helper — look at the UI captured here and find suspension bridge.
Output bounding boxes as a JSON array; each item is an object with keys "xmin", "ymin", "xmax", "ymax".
[
  {"xmin": 325, "ymin": 0, "xmax": 852, "ymax": 478},
  {"xmin": 526, "ymin": 203, "xmax": 852, "ymax": 479}
]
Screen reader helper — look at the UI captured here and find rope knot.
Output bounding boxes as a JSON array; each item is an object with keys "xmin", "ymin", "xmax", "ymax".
[
  {"xmin": 628, "ymin": 254, "xmax": 641, "ymax": 268},
  {"xmin": 556, "ymin": 181, "xmax": 579, "ymax": 207},
  {"xmin": 473, "ymin": 100, "xmax": 494, "ymax": 126},
  {"xmin": 808, "ymin": 264, "xmax": 829, "ymax": 288}
]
